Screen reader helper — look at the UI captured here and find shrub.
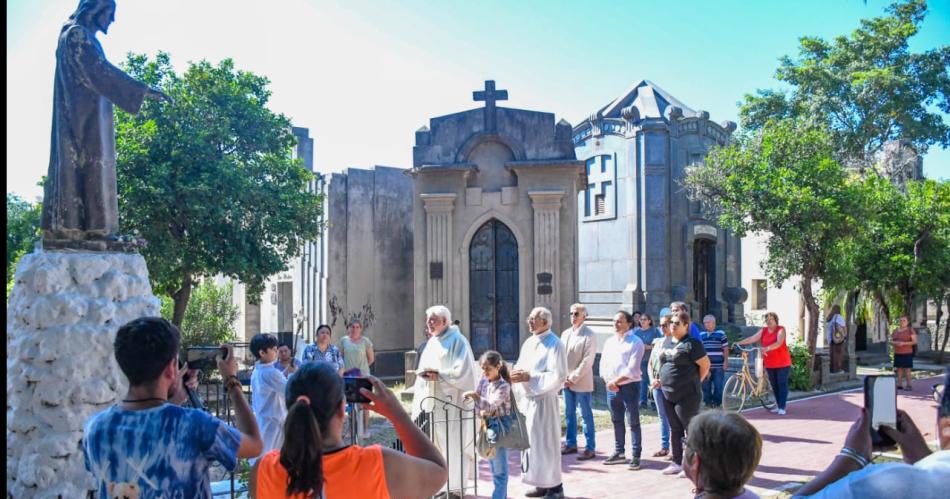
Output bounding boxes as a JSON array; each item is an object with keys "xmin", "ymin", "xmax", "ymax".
[
  {"xmin": 160, "ymin": 280, "xmax": 239, "ymax": 350},
  {"xmin": 788, "ymin": 341, "xmax": 812, "ymax": 391},
  {"xmin": 720, "ymin": 323, "xmax": 743, "ymax": 347}
]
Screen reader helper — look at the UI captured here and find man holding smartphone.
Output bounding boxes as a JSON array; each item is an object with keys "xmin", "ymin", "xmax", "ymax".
[{"xmin": 795, "ymin": 370, "xmax": 950, "ymax": 498}]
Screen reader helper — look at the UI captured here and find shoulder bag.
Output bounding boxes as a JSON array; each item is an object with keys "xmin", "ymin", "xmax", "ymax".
[{"xmin": 495, "ymin": 392, "xmax": 530, "ymax": 451}]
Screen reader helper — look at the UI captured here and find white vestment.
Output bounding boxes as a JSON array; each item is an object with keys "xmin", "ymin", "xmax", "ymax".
[
  {"xmin": 410, "ymin": 325, "xmax": 477, "ymax": 492},
  {"xmin": 512, "ymin": 330, "xmax": 568, "ymax": 489}
]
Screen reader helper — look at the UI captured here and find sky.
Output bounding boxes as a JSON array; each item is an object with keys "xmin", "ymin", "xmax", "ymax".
[{"xmin": 7, "ymin": 0, "xmax": 950, "ymax": 200}]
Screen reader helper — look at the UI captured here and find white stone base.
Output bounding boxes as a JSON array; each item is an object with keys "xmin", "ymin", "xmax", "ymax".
[{"xmin": 6, "ymin": 250, "xmax": 160, "ymax": 498}]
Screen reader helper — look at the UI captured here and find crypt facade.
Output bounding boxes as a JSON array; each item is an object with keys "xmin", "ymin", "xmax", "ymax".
[
  {"xmin": 409, "ymin": 81, "xmax": 585, "ymax": 358},
  {"xmin": 573, "ymin": 80, "xmax": 747, "ymax": 325}
]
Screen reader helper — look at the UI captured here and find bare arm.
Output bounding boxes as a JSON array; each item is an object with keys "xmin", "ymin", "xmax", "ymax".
[
  {"xmin": 362, "ymin": 376, "xmax": 447, "ymax": 498},
  {"xmin": 366, "ymin": 343, "xmax": 375, "ymax": 367},
  {"xmin": 218, "ymin": 344, "xmax": 263, "ymax": 459},
  {"xmin": 737, "ymin": 330, "xmax": 762, "ymax": 346},
  {"xmin": 696, "ymin": 356, "xmax": 711, "ymax": 382}
]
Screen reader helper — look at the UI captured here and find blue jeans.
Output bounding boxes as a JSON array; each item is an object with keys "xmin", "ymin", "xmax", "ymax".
[
  {"xmin": 489, "ymin": 446, "xmax": 508, "ymax": 499},
  {"xmin": 702, "ymin": 367, "xmax": 726, "ymax": 407},
  {"xmin": 563, "ymin": 388, "xmax": 596, "ymax": 451},
  {"xmin": 606, "ymin": 382, "xmax": 642, "ymax": 457},
  {"xmin": 639, "ymin": 363, "xmax": 651, "ymax": 404},
  {"xmin": 652, "ymin": 387, "xmax": 670, "ymax": 449},
  {"xmin": 767, "ymin": 366, "xmax": 791, "ymax": 410}
]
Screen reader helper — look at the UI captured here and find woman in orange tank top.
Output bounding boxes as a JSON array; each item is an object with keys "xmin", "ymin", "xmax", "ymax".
[
  {"xmin": 249, "ymin": 362, "xmax": 448, "ymax": 499},
  {"xmin": 737, "ymin": 312, "xmax": 792, "ymax": 415},
  {"xmin": 890, "ymin": 316, "xmax": 917, "ymax": 391}
]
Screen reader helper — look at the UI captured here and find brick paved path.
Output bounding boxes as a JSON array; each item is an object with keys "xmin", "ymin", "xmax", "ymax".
[{"xmin": 464, "ymin": 375, "xmax": 942, "ymax": 498}]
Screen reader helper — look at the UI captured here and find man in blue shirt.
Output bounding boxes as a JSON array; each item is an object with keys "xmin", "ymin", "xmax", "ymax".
[
  {"xmin": 83, "ymin": 317, "xmax": 263, "ymax": 498},
  {"xmin": 700, "ymin": 315, "xmax": 730, "ymax": 407}
]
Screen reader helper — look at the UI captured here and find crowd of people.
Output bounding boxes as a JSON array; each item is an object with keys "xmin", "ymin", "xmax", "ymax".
[{"xmin": 80, "ymin": 301, "xmax": 945, "ymax": 498}]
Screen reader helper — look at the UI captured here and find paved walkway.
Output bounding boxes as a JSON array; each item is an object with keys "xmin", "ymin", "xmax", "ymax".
[{"xmin": 465, "ymin": 375, "xmax": 942, "ymax": 498}]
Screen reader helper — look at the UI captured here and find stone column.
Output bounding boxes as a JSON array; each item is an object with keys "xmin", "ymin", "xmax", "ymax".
[
  {"xmin": 421, "ymin": 193, "xmax": 456, "ymax": 309},
  {"xmin": 529, "ymin": 190, "xmax": 564, "ymax": 311}
]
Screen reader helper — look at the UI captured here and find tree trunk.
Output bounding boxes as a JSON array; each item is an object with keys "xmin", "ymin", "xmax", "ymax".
[
  {"xmin": 934, "ymin": 294, "xmax": 944, "ymax": 352},
  {"xmin": 171, "ymin": 273, "xmax": 194, "ymax": 327},
  {"xmin": 801, "ymin": 277, "xmax": 821, "ymax": 384},
  {"xmin": 939, "ymin": 294, "xmax": 950, "ymax": 365}
]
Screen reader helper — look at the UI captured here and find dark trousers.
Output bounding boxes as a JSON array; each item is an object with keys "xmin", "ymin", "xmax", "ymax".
[
  {"xmin": 767, "ymin": 366, "xmax": 791, "ymax": 410},
  {"xmin": 702, "ymin": 367, "xmax": 726, "ymax": 407},
  {"xmin": 607, "ymin": 382, "xmax": 642, "ymax": 458},
  {"xmin": 662, "ymin": 389, "xmax": 700, "ymax": 465}
]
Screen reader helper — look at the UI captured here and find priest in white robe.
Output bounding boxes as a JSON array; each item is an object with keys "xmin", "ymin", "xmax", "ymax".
[
  {"xmin": 410, "ymin": 305, "xmax": 478, "ymax": 495},
  {"xmin": 511, "ymin": 306, "xmax": 568, "ymax": 499}
]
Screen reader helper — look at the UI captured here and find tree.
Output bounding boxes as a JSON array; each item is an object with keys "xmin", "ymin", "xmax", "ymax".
[
  {"xmin": 6, "ymin": 193, "xmax": 41, "ymax": 290},
  {"xmin": 739, "ymin": 0, "xmax": 950, "ymax": 172},
  {"xmin": 115, "ymin": 53, "xmax": 323, "ymax": 326},
  {"xmin": 685, "ymin": 119, "xmax": 860, "ymax": 378},
  {"xmin": 850, "ymin": 176, "xmax": 950, "ymax": 326},
  {"xmin": 160, "ymin": 280, "xmax": 240, "ymax": 350}
]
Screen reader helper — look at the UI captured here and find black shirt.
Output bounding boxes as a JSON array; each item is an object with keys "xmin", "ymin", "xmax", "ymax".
[{"xmin": 659, "ymin": 336, "xmax": 707, "ymax": 402}]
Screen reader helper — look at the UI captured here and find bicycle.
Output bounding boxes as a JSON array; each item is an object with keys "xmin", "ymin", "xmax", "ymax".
[{"xmin": 721, "ymin": 345, "xmax": 777, "ymax": 412}]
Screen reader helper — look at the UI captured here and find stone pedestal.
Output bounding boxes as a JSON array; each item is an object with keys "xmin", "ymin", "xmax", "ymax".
[{"xmin": 6, "ymin": 250, "xmax": 160, "ymax": 498}]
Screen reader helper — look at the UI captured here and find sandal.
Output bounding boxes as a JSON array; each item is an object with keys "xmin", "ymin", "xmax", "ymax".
[{"xmin": 653, "ymin": 449, "xmax": 670, "ymax": 457}]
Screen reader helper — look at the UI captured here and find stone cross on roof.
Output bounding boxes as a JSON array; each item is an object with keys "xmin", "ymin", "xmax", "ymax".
[{"xmin": 473, "ymin": 80, "xmax": 508, "ymax": 132}]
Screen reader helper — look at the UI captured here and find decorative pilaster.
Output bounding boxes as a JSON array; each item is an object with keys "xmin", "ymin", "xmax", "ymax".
[
  {"xmin": 529, "ymin": 190, "xmax": 564, "ymax": 311},
  {"xmin": 421, "ymin": 193, "xmax": 457, "ymax": 308}
]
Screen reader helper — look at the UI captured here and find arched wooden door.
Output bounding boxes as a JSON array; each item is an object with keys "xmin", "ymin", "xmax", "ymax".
[{"xmin": 469, "ymin": 220, "xmax": 519, "ymax": 359}]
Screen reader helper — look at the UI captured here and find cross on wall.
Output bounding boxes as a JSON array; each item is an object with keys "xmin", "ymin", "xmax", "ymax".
[{"xmin": 473, "ymin": 80, "xmax": 508, "ymax": 132}]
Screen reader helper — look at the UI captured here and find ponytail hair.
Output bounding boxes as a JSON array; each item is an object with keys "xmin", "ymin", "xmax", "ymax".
[
  {"xmin": 280, "ymin": 361, "xmax": 345, "ymax": 497},
  {"xmin": 479, "ymin": 350, "xmax": 510, "ymax": 385}
]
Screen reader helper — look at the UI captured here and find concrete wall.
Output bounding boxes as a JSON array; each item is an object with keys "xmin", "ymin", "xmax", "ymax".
[{"xmin": 326, "ymin": 166, "xmax": 413, "ymax": 376}]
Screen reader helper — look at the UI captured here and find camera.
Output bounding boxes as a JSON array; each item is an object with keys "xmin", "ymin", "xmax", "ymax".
[
  {"xmin": 180, "ymin": 346, "xmax": 229, "ymax": 371},
  {"xmin": 343, "ymin": 376, "xmax": 373, "ymax": 404}
]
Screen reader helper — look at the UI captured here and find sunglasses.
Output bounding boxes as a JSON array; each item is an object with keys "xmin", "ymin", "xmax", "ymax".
[
  {"xmin": 671, "ymin": 321, "xmax": 684, "ymax": 326},
  {"xmin": 570, "ymin": 312, "xmax": 583, "ymax": 316}
]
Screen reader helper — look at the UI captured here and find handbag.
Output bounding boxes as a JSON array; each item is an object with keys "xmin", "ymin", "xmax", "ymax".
[
  {"xmin": 495, "ymin": 392, "xmax": 530, "ymax": 451},
  {"xmin": 475, "ymin": 418, "xmax": 495, "ymax": 459},
  {"xmin": 832, "ymin": 319, "xmax": 847, "ymax": 345}
]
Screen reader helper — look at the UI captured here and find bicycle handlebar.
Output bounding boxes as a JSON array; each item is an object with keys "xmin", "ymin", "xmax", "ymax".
[{"xmin": 733, "ymin": 344, "xmax": 762, "ymax": 353}]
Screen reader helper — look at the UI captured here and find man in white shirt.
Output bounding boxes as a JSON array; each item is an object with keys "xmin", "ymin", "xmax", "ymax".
[
  {"xmin": 512, "ymin": 306, "xmax": 568, "ymax": 499},
  {"xmin": 560, "ymin": 303, "xmax": 598, "ymax": 460},
  {"xmin": 599, "ymin": 310, "xmax": 645, "ymax": 470}
]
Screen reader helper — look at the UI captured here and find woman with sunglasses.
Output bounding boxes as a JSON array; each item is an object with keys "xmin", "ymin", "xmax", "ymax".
[
  {"xmin": 658, "ymin": 311, "xmax": 711, "ymax": 477},
  {"xmin": 660, "ymin": 312, "xmax": 709, "ymax": 477}
]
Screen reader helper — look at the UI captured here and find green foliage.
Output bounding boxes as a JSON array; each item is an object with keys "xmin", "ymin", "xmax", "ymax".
[
  {"xmin": 738, "ymin": 0, "xmax": 950, "ymax": 170},
  {"xmin": 720, "ymin": 324, "xmax": 743, "ymax": 347},
  {"xmin": 788, "ymin": 341, "xmax": 813, "ymax": 391},
  {"xmin": 114, "ymin": 53, "xmax": 324, "ymax": 323},
  {"xmin": 6, "ymin": 193, "xmax": 42, "ymax": 291},
  {"xmin": 850, "ymin": 176, "xmax": 950, "ymax": 320},
  {"xmin": 160, "ymin": 280, "xmax": 240, "ymax": 349}
]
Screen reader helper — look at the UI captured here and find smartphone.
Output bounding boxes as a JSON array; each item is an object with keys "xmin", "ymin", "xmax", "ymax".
[
  {"xmin": 181, "ymin": 346, "xmax": 229, "ymax": 371},
  {"xmin": 864, "ymin": 375, "xmax": 897, "ymax": 447},
  {"xmin": 343, "ymin": 376, "xmax": 373, "ymax": 404}
]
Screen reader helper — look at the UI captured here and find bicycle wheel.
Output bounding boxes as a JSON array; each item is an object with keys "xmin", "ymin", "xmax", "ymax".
[
  {"xmin": 722, "ymin": 374, "xmax": 747, "ymax": 412},
  {"xmin": 757, "ymin": 377, "xmax": 777, "ymax": 411}
]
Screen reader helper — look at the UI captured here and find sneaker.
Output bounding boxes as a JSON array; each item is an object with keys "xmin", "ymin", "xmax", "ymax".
[
  {"xmin": 603, "ymin": 452, "xmax": 628, "ymax": 465},
  {"xmin": 777, "ymin": 409, "xmax": 786, "ymax": 415},
  {"xmin": 769, "ymin": 407, "xmax": 780, "ymax": 414},
  {"xmin": 661, "ymin": 463, "xmax": 683, "ymax": 475},
  {"xmin": 628, "ymin": 457, "xmax": 641, "ymax": 470},
  {"xmin": 677, "ymin": 470, "xmax": 687, "ymax": 478}
]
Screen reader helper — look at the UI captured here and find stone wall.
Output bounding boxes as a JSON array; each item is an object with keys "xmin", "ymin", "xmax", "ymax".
[
  {"xmin": 6, "ymin": 251, "xmax": 161, "ymax": 497},
  {"xmin": 325, "ymin": 166, "xmax": 413, "ymax": 376}
]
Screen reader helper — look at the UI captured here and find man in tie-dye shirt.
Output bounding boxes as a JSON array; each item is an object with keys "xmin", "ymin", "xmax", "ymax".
[{"xmin": 83, "ymin": 317, "xmax": 263, "ymax": 498}]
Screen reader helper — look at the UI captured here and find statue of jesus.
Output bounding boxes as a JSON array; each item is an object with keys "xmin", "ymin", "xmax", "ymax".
[{"xmin": 41, "ymin": 0, "xmax": 169, "ymax": 250}]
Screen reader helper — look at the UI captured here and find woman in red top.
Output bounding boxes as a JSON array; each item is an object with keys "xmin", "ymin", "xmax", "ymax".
[
  {"xmin": 249, "ymin": 362, "xmax": 448, "ymax": 498},
  {"xmin": 890, "ymin": 315, "xmax": 917, "ymax": 391},
  {"xmin": 737, "ymin": 312, "xmax": 792, "ymax": 415}
]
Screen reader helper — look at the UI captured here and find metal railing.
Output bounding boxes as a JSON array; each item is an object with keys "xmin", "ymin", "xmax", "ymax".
[{"xmin": 416, "ymin": 395, "xmax": 479, "ymax": 499}]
